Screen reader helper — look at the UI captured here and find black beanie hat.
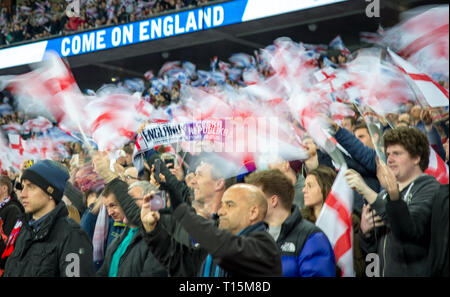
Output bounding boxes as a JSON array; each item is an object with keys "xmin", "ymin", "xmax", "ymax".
[{"xmin": 21, "ymin": 160, "xmax": 70, "ymax": 204}]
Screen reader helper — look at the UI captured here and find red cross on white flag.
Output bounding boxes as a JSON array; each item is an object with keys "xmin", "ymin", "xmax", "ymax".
[
  {"xmin": 425, "ymin": 146, "xmax": 449, "ymax": 184},
  {"xmin": 316, "ymin": 168, "xmax": 354, "ymax": 277},
  {"xmin": 388, "ymin": 48, "xmax": 449, "ymax": 107},
  {"xmin": 8, "ymin": 134, "xmax": 24, "ymax": 156}
]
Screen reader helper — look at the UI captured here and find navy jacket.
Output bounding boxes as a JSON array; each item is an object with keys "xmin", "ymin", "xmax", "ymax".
[
  {"xmin": 335, "ymin": 127, "xmax": 377, "ymax": 173},
  {"xmin": 334, "ymin": 127, "xmax": 381, "ymax": 213},
  {"xmin": 416, "ymin": 121, "xmax": 446, "ymax": 161},
  {"xmin": 277, "ymin": 206, "xmax": 336, "ymax": 277}
]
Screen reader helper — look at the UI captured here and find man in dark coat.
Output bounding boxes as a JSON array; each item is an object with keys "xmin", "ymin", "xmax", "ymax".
[
  {"xmin": 93, "ymin": 151, "xmax": 281, "ymax": 277},
  {"xmin": 141, "ymin": 177, "xmax": 282, "ymax": 277},
  {"xmin": 355, "ymin": 128, "xmax": 441, "ymax": 276},
  {"xmin": 0, "ymin": 176, "xmax": 24, "ymax": 275},
  {"xmin": 96, "ymin": 180, "xmax": 167, "ymax": 277},
  {"xmin": 3, "ymin": 160, "xmax": 95, "ymax": 277}
]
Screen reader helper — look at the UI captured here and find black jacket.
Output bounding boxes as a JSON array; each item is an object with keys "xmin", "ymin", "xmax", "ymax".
[
  {"xmin": 3, "ymin": 202, "xmax": 95, "ymax": 277},
  {"xmin": 140, "ymin": 156, "xmax": 282, "ymax": 276},
  {"xmin": 97, "ymin": 226, "xmax": 168, "ymax": 277},
  {"xmin": 105, "ymin": 178, "xmax": 192, "ymax": 247},
  {"xmin": 427, "ymin": 184, "xmax": 449, "ymax": 277},
  {"xmin": 64, "ymin": 181, "xmax": 86, "ymax": 217},
  {"xmin": 359, "ymin": 174, "xmax": 440, "ymax": 277},
  {"xmin": 143, "ymin": 203, "xmax": 282, "ymax": 277},
  {"xmin": 0, "ymin": 195, "xmax": 24, "ymax": 266}
]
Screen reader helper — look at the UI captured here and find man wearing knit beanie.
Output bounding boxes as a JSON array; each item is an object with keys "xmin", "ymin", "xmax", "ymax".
[
  {"xmin": 3, "ymin": 160, "xmax": 95, "ymax": 277},
  {"xmin": 20, "ymin": 160, "xmax": 70, "ymax": 214}
]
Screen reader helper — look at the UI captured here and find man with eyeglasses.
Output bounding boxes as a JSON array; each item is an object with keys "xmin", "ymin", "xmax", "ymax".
[
  {"xmin": 123, "ymin": 167, "xmax": 139, "ymax": 185},
  {"xmin": 128, "ymin": 181, "xmax": 157, "ymax": 208},
  {"xmin": 96, "ymin": 180, "xmax": 167, "ymax": 277}
]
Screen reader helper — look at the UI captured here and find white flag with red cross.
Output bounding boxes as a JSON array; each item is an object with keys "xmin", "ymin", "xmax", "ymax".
[
  {"xmin": 388, "ymin": 48, "xmax": 449, "ymax": 107},
  {"xmin": 316, "ymin": 167, "xmax": 354, "ymax": 277},
  {"xmin": 425, "ymin": 146, "xmax": 449, "ymax": 184}
]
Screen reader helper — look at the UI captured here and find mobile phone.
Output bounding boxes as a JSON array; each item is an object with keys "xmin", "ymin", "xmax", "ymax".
[
  {"xmin": 161, "ymin": 152, "xmax": 177, "ymax": 169},
  {"xmin": 150, "ymin": 191, "xmax": 166, "ymax": 211},
  {"xmin": 154, "ymin": 159, "xmax": 162, "ymax": 183},
  {"xmin": 164, "ymin": 158, "xmax": 174, "ymax": 169}
]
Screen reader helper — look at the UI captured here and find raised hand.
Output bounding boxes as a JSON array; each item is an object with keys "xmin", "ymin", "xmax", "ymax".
[
  {"xmin": 92, "ymin": 151, "xmax": 118, "ymax": 183},
  {"xmin": 376, "ymin": 156, "xmax": 399, "ymax": 201},
  {"xmin": 345, "ymin": 169, "xmax": 378, "ymax": 204},
  {"xmin": 360, "ymin": 203, "xmax": 384, "ymax": 236},
  {"xmin": 141, "ymin": 193, "xmax": 161, "ymax": 232}
]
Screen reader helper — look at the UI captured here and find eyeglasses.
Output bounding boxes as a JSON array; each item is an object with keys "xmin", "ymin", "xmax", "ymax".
[{"xmin": 125, "ymin": 175, "xmax": 138, "ymax": 180}]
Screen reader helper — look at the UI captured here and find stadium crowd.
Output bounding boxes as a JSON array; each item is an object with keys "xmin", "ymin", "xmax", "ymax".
[
  {"xmin": 0, "ymin": 0, "xmax": 216, "ymax": 47},
  {"xmin": 0, "ymin": 1, "xmax": 449, "ymax": 279}
]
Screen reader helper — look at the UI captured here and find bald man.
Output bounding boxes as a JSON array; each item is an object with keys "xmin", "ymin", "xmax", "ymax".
[
  {"xmin": 217, "ymin": 184, "xmax": 267, "ymax": 234},
  {"xmin": 141, "ymin": 183, "xmax": 282, "ymax": 277}
]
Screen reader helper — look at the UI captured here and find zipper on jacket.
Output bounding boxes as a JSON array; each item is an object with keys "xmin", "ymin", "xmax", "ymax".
[{"xmin": 382, "ymin": 235, "xmax": 387, "ymax": 277}]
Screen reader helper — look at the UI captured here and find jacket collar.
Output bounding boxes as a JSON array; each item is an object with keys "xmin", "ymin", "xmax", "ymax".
[
  {"xmin": 21, "ymin": 202, "xmax": 68, "ymax": 238},
  {"xmin": 279, "ymin": 206, "xmax": 303, "ymax": 240},
  {"xmin": 236, "ymin": 221, "xmax": 267, "ymax": 236}
]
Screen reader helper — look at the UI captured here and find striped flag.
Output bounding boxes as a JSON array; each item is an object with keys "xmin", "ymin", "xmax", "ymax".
[
  {"xmin": 92, "ymin": 204, "xmax": 109, "ymax": 264},
  {"xmin": 425, "ymin": 146, "xmax": 449, "ymax": 184},
  {"xmin": 316, "ymin": 168, "xmax": 354, "ymax": 277},
  {"xmin": 388, "ymin": 48, "xmax": 449, "ymax": 107},
  {"xmin": 360, "ymin": 31, "xmax": 381, "ymax": 44}
]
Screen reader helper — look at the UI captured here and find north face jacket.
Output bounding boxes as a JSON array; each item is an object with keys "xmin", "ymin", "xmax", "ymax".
[{"xmin": 277, "ymin": 206, "xmax": 336, "ymax": 277}]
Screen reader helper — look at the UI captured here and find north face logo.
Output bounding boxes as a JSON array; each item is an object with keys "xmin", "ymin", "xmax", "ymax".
[{"xmin": 280, "ymin": 242, "xmax": 296, "ymax": 252}]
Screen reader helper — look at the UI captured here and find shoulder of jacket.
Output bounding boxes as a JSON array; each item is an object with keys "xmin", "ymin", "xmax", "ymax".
[
  {"xmin": 246, "ymin": 230, "xmax": 278, "ymax": 244},
  {"xmin": 409, "ymin": 175, "xmax": 440, "ymax": 197},
  {"xmin": 279, "ymin": 219, "xmax": 320, "ymax": 250},
  {"xmin": 1, "ymin": 202, "xmax": 21, "ymax": 213},
  {"xmin": 303, "ymin": 232, "xmax": 333, "ymax": 250},
  {"xmin": 416, "ymin": 174, "xmax": 439, "ymax": 183},
  {"xmin": 58, "ymin": 216, "xmax": 88, "ymax": 237}
]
